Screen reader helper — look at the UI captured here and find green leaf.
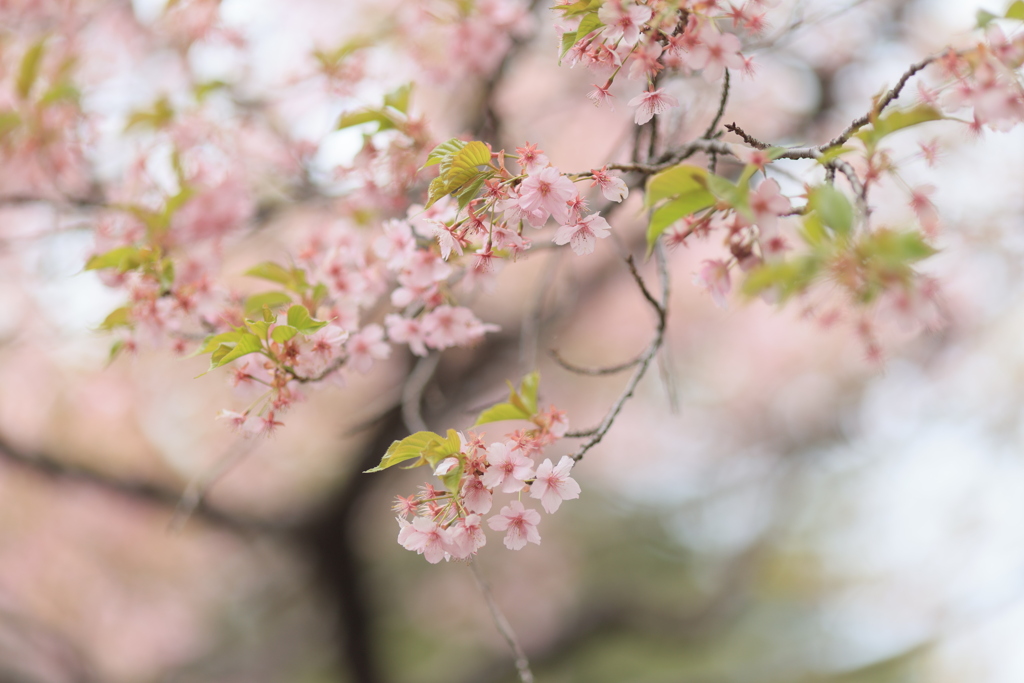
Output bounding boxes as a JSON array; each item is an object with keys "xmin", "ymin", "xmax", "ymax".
[
  {"xmin": 245, "ymin": 262, "xmax": 309, "ymax": 293},
  {"xmin": 645, "ymin": 164, "xmax": 710, "ymax": 208},
  {"xmin": 125, "ymin": 96, "xmax": 174, "ymax": 131},
  {"xmin": 800, "ymin": 213, "xmax": 830, "ymax": 246},
  {"xmin": 39, "ymin": 82, "xmax": 79, "ymax": 106},
  {"xmin": 1008, "ymin": 0, "xmax": 1024, "ymax": 19},
  {"xmin": 245, "ymin": 319, "xmax": 271, "ymax": 337},
  {"xmin": 364, "ymin": 431, "xmax": 446, "ymax": 473},
  {"xmin": 742, "ymin": 255, "xmax": 823, "ymax": 301},
  {"xmin": 457, "ymin": 172, "xmax": 492, "ymax": 211},
  {"xmin": 559, "ymin": 30, "xmax": 578, "ymax": 62},
  {"xmin": 423, "ymin": 138, "xmax": 467, "ymax": 168},
  {"xmin": 108, "ymin": 339, "xmax": 126, "ymax": 365},
  {"xmin": 442, "ymin": 140, "xmax": 490, "ymax": 179},
  {"xmin": 99, "ymin": 306, "xmax": 132, "ymax": 330},
  {"xmin": 859, "ymin": 228, "xmax": 936, "ymax": 265},
  {"xmin": 644, "ymin": 165, "xmax": 716, "ymax": 250},
  {"xmin": 17, "ymin": 38, "xmax": 46, "ymax": 100},
  {"xmin": 311, "ymin": 282, "xmax": 329, "ymax": 309},
  {"xmin": 208, "ymin": 333, "xmax": 263, "ymax": 370},
  {"xmin": 194, "ymin": 79, "xmax": 228, "ymax": 102},
  {"xmin": 558, "ymin": 0, "xmax": 600, "ymax": 16},
  {"xmin": 0, "ymin": 111, "xmax": 21, "ymax": 139},
  {"xmin": 808, "ymin": 185, "xmax": 854, "ymax": 236},
  {"xmin": 271, "ymin": 325, "xmax": 298, "ymax": 343},
  {"xmin": 286, "ymin": 304, "xmax": 328, "ymax": 335},
  {"xmin": 243, "ymin": 291, "xmax": 293, "ymax": 317},
  {"xmin": 576, "ymin": 12, "xmax": 604, "ymax": 39},
  {"xmin": 977, "ymin": 8, "xmax": 998, "ymax": 27},
  {"xmin": 383, "ymin": 83, "xmax": 412, "ymax": 114},
  {"xmin": 190, "ymin": 331, "xmax": 244, "ymax": 357},
  {"xmin": 85, "ymin": 246, "xmax": 148, "ymax": 272},
  {"xmin": 336, "ymin": 109, "xmax": 397, "ymax": 132},
  {"xmin": 474, "ymin": 372, "xmax": 540, "ymax": 426},
  {"xmin": 857, "ymin": 104, "xmax": 944, "ymax": 147}
]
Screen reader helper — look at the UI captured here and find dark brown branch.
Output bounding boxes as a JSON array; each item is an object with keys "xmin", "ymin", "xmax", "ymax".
[{"xmin": 702, "ymin": 69, "xmax": 731, "ymax": 140}]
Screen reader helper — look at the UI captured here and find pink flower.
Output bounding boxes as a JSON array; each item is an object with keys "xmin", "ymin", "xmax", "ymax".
[
  {"xmin": 422, "ymin": 305, "xmax": 499, "ymax": 350},
  {"xmin": 553, "ymin": 212, "xmax": 612, "ymax": 256},
  {"xmin": 590, "ymin": 167, "xmax": 629, "ymax": 202},
  {"xmin": 448, "ymin": 514, "xmax": 487, "ymax": 559},
  {"xmin": 517, "ymin": 167, "xmax": 578, "ymax": 224},
  {"xmin": 694, "ymin": 259, "xmax": 731, "ymax": 309},
  {"xmin": 627, "ymin": 88, "xmax": 679, "ymax": 125},
  {"xmin": 480, "ymin": 441, "xmax": 535, "ymax": 493},
  {"xmin": 597, "ymin": 1, "xmax": 652, "ymax": 46},
  {"xmin": 398, "ymin": 516, "xmax": 450, "ymax": 564},
  {"xmin": 687, "ymin": 26, "xmax": 744, "ymax": 82},
  {"xmin": 384, "ymin": 314, "xmax": 429, "ymax": 356},
  {"xmin": 530, "ymin": 456, "xmax": 581, "ymax": 513},
  {"xmin": 748, "ymin": 179, "xmax": 791, "ymax": 234},
  {"xmin": 515, "ymin": 142, "xmax": 549, "ymax": 174},
  {"xmin": 461, "ymin": 475, "xmax": 493, "ymax": 514},
  {"xmin": 587, "ymin": 83, "xmax": 614, "ymax": 109},
  {"xmin": 346, "ymin": 324, "xmax": 391, "ymax": 373},
  {"xmin": 487, "ymin": 500, "xmax": 542, "ymax": 550}
]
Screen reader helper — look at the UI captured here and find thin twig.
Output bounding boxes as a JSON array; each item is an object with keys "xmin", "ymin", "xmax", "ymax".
[
  {"xmin": 549, "ymin": 348, "xmax": 642, "ymax": 376},
  {"xmin": 469, "ymin": 559, "xmax": 535, "ymax": 683},
  {"xmin": 702, "ymin": 69, "xmax": 731, "ymax": 140},
  {"xmin": 570, "ymin": 245, "xmax": 670, "ymax": 463},
  {"xmin": 724, "ymin": 122, "xmax": 769, "ymax": 149},
  {"xmin": 821, "ymin": 55, "xmax": 938, "ymax": 150}
]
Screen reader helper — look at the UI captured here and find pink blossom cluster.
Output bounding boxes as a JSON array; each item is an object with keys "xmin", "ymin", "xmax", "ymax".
[
  {"xmin": 556, "ymin": 1, "xmax": 769, "ymax": 124},
  {"xmin": 395, "ymin": 410, "xmax": 579, "ymax": 563}
]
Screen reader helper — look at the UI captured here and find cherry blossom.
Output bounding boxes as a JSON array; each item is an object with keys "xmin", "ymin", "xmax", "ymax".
[
  {"xmin": 553, "ymin": 212, "xmax": 612, "ymax": 256},
  {"xmin": 398, "ymin": 517, "xmax": 451, "ymax": 564},
  {"xmin": 487, "ymin": 500, "xmax": 542, "ymax": 550},
  {"xmin": 627, "ymin": 88, "xmax": 679, "ymax": 125},
  {"xmin": 597, "ymin": 1, "xmax": 652, "ymax": 47},
  {"xmin": 694, "ymin": 259, "xmax": 732, "ymax": 309},
  {"xmin": 517, "ymin": 167, "xmax": 578, "ymax": 224},
  {"xmin": 481, "ymin": 441, "xmax": 535, "ymax": 493},
  {"xmin": 530, "ymin": 456, "xmax": 581, "ymax": 513}
]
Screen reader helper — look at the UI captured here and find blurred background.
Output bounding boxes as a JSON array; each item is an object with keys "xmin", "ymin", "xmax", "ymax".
[{"xmin": 3, "ymin": 0, "xmax": 1024, "ymax": 682}]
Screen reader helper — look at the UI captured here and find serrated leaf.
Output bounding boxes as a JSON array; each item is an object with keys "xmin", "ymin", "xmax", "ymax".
[
  {"xmin": 286, "ymin": 304, "xmax": 328, "ymax": 335},
  {"xmin": 189, "ymin": 331, "xmax": 243, "ymax": 358},
  {"xmin": 271, "ymin": 325, "xmax": 298, "ymax": 343},
  {"xmin": 423, "ymin": 138, "xmax": 467, "ymax": 168},
  {"xmin": 209, "ymin": 333, "xmax": 263, "ymax": 370},
  {"xmin": 443, "ymin": 140, "xmax": 490, "ymax": 180},
  {"xmin": 245, "ymin": 319, "xmax": 271, "ymax": 337},
  {"xmin": 17, "ymin": 38, "xmax": 46, "ymax": 100},
  {"xmin": 808, "ymin": 185, "xmax": 854, "ymax": 236},
  {"xmin": 1008, "ymin": 0, "xmax": 1024, "ymax": 19},
  {"xmin": 243, "ymin": 291, "xmax": 293, "ymax": 317},
  {"xmin": 576, "ymin": 11, "xmax": 604, "ymax": 39},
  {"xmin": 364, "ymin": 431, "xmax": 445, "ymax": 472}
]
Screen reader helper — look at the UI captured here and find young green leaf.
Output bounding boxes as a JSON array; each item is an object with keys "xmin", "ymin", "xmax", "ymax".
[
  {"xmin": 286, "ymin": 304, "xmax": 328, "ymax": 335},
  {"xmin": 364, "ymin": 431, "xmax": 446, "ymax": 472}
]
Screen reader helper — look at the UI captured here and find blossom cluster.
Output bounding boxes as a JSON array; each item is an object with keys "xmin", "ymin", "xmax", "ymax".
[
  {"xmin": 392, "ymin": 409, "xmax": 579, "ymax": 563},
  {"xmin": 555, "ymin": 0, "xmax": 770, "ymax": 123}
]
